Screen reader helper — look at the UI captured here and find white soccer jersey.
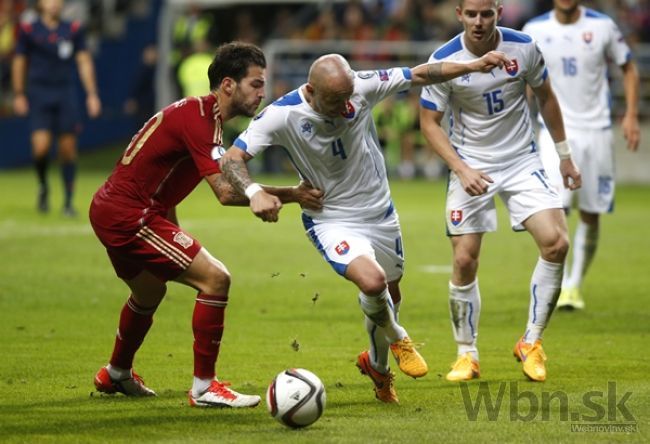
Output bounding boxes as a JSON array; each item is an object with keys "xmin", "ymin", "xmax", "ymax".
[
  {"xmin": 420, "ymin": 27, "xmax": 547, "ymax": 164},
  {"xmin": 523, "ymin": 7, "xmax": 631, "ymax": 130},
  {"xmin": 234, "ymin": 68, "xmax": 412, "ymax": 223}
]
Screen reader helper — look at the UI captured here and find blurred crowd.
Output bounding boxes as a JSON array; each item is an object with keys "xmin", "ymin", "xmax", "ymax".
[{"xmin": 1, "ymin": 0, "xmax": 648, "ymax": 177}]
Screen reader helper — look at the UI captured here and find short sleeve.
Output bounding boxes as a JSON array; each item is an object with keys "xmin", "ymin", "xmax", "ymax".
[
  {"xmin": 523, "ymin": 41, "xmax": 548, "ymax": 88},
  {"xmin": 70, "ymin": 21, "xmax": 88, "ymax": 53},
  {"xmin": 179, "ymin": 100, "xmax": 221, "ymax": 177},
  {"xmin": 233, "ymin": 106, "xmax": 283, "ymax": 158},
  {"xmin": 605, "ymin": 18, "xmax": 632, "ymax": 67},
  {"xmin": 419, "ymin": 56, "xmax": 450, "ymax": 112},
  {"xmin": 14, "ymin": 23, "xmax": 30, "ymax": 55},
  {"xmin": 354, "ymin": 68, "xmax": 412, "ymax": 107}
]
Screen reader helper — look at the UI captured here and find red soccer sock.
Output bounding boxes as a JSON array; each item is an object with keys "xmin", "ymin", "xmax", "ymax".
[
  {"xmin": 109, "ymin": 295, "xmax": 157, "ymax": 370},
  {"xmin": 192, "ymin": 293, "xmax": 228, "ymax": 379}
]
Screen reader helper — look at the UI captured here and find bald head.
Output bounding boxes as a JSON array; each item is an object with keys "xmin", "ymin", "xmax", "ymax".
[
  {"xmin": 305, "ymin": 54, "xmax": 355, "ymax": 117},
  {"xmin": 309, "ymin": 54, "xmax": 354, "ymax": 90}
]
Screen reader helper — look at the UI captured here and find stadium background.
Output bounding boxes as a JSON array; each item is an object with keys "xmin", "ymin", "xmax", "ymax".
[{"xmin": 1, "ymin": 0, "xmax": 648, "ymax": 181}]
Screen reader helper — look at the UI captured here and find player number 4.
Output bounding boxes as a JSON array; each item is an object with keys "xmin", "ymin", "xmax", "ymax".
[{"xmin": 331, "ymin": 138, "xmax": 347, "ymax": 160}]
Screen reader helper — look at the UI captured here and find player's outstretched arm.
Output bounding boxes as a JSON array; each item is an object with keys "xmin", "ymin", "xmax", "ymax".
[
  {"xmin": 532, "ymin": 79, "xmax": 582, "ymax": 191},
  {"xmin": 410, "ymin": 51, "xmax": 509, "ymax": 87},
  {"xmin": 219, "ymin": 146, "xmax": 282, "ymax": 222}
]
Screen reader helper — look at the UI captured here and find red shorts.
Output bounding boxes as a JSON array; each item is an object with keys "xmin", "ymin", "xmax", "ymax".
[{"xmin": 90, "ymin": 203, "xmax": 202, "ymax": 281}]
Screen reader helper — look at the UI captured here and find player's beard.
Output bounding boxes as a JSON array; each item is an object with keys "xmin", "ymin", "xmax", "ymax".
[
  {"xmin": 229, "ymin": 88, "xmax": 260, "ymax": 118},
  {"xmin": 231, "ymin": 98, "xmax": 259, "ymax": 118}
]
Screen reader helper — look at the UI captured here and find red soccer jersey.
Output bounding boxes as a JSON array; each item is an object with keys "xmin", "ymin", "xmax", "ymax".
[{"xmin": 91, "ymin": 94, "xmax": 223, "ymax": 230}]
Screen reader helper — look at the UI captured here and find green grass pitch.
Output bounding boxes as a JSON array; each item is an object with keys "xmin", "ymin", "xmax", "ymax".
[{"xmin": 0, "ymin": 147, "xmax": 648, "ymax": 443}]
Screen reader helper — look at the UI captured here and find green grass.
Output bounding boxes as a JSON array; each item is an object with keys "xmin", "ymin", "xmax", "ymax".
[{"xmin": 0, "ymin": 146, "xmax": 648, "ymax": 443}]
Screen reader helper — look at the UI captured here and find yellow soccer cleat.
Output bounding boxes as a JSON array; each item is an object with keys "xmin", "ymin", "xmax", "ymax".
[
  {"xmin": 446, "ymin": 353, "xmax": 480, "ymax": 382},
  {"xmin": 513, "ymin": 338, "xmax": 547, "ymax": 382},
  {"xmin": 389, "ymin": 337, "xmax": 428, "ymax": 378},
  {"xmin": 556, "ymin": 287, "xmax": 585, "ymax": 311},
  {"xmin": 356, "ymin": 351, "xmax": 399, "ymax": 404}
]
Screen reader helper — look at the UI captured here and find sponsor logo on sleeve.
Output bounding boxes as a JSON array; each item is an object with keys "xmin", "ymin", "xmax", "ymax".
[
  {"xmin": 211, "ymin": 145, "xmax": 226, "ymax": 160},
  {"xmin": 357, "ymin": 70, "xmax": 376, "ymax": 79}
]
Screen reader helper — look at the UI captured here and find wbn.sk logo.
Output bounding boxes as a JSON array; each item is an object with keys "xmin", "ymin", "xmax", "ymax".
[{"xmin": 459, "ymin": 381, "xmax": 637, "ymax": 432}]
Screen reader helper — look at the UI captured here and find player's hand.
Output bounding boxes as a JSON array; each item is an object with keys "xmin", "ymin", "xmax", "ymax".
[
  {"xmin": 295, "ymin": 180, "xmax": 324, "ymax": 211},
  {"xmin": 471, "ymin": 51, "xmax": 509, "ymax": 73},
  {"xmin": 13, "ymin": 94, "xmax": 29, "ymax": 116},
  {"xmin": 621, "ymin": 113, "xmax": 640, "ymax": 152},
  {"xmin": 559, "ymin": 158, "xmax": 582, "ymax": 191},
  {"xmin": 250, "ymin": 190, "xmax": 283, "ymax": 222},
  {"xmin": 456, "ymin": 164, "xmax": 493, "ymax": 196},
  {"xmin": 87, "ymin": 93, "xmax": 102, "ymax": 118}
]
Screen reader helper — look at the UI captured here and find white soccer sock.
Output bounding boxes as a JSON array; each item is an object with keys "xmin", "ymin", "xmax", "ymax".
[
  {"xmin": 191, "ymin": 377, "xmax": 212, "ymax": 398},
  {"xmin": 363, "ymin": 299, "xmax": 401, "ymax": 374},
  {"xmin": 358, "ymin": 289, "xmax": 407, "ymax": 344},
  {"xmin": 567, "ymin": 221, "xmax": 599, "ymax": 289},
  {"xmin": 524, "ymin": 257, "xmax": 563, "ymax": 344},
  {"xmin": 448, "ymin": 280, "xmax": 480, "ymax": 361},
  {"xmin": 107, "ymin": 364, "xmax": 131, "ymax": 381}
]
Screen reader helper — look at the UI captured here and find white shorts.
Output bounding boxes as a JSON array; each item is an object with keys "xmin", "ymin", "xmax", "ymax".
[
  {"xmin": 302, "ymin": 210, "xmax": 404, "ymax": 282},
  {"xmin": 539, "ymin": 127, "xmax": 615, "ymax": 214},
  {"xmin": 446, "ymin": 152, "xmax": 563, "ymax": 234}
]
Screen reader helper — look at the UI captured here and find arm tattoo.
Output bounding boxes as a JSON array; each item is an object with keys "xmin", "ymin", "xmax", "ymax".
[
  {"xmin": 220, "ymin": 157, "xmax": 252, "ymax": 194},
  {"xmin": 427, "ymin": 62, "xmax": 444, "ymax": 83},
  {"xmin": 212, "ymin": 174, "xmax": 247, "ymax": 204}
]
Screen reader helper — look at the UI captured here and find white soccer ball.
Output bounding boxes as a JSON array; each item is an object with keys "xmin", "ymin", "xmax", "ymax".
[{"xmin": 266, "ymin": 368, "xmax": 326, "ymax": 428}]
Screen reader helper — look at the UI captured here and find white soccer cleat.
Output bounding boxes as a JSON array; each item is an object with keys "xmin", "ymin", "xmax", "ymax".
[{"xmin": 189, "ymin": 380, "xmax": 261, "ymax": 408}]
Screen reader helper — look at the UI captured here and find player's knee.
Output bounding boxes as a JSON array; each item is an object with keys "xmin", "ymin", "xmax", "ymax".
[
  {"xmin": 203, "ymin": 265, "xmax": 231, "ymax": 295},
  {"xmin": 454, "ymin": 251, "xmax": 478, "ymax": 275},
  {"xmin": 542, "ymin": 234, "xmax": 569, "ymax": 262},
  {"xmin": 356, "ymin": 274, "xmax": 387, "ymax": 296}
]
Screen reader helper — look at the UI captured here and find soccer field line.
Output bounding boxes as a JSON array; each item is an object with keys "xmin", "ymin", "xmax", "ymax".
[
  {"xmin": 0, "ymin": 219, "xmax": 93, "ymax": 239},
  {"xmin": 418, "ymin": 264, "xmax": 453, "ymax": 273}
]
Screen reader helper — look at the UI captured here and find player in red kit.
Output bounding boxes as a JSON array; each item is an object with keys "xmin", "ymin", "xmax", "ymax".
[{"xmin": 89, "ymin": 42, "xmax": 323, "ymax": 408}]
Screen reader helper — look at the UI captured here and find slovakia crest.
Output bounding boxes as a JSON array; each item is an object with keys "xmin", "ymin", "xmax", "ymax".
[
  {"xmin": 505, "ymin": 59, "xmax": 519, "ymax": 76},
  {"xmin": 341, "ymin": 101, "xmax": 355, "ymax": 119},
  {"xmin": 378, "ymin": 69, "xmax": 389, "ymax": 81},
  {"xmin": 335, "ymin": 240, "xmax": 350, "ymax": 255},
  {"xmin": 450, "ymin": 210, "xmax": 463, "ymax": 226},
  {"xmin": 582, "ymin": 31, "xmax": 593, "ymax": 44}
]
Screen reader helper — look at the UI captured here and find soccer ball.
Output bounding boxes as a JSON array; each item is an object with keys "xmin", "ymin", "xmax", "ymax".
[{"xmin": 266, "ymin": 368, "xmax": 326, "ymax": 428}]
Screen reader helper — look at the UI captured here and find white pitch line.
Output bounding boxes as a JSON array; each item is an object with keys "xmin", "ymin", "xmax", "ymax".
[{"xmin": 418, "ymin": 264, "xmax": 453, "ymax": 274}]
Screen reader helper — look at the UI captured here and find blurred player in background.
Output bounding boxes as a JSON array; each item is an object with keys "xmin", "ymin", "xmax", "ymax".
[
  {"xmin": 419, "ymin": 0, "xmax": 581, "ymax": 383},
  {"xmin": 12, "ymin": 0, "xmax": 101, "ymax": 216},
  {"xmin": 90, "ymin": 42, "xmax": 323, "ymax": 408},
  {"xmin": 220, "ymin": 49, "xmax": 508, "ymax": 403},
  {"xmin": 523, "ymin": 0, "xmax": 640, "ymax": 310}
]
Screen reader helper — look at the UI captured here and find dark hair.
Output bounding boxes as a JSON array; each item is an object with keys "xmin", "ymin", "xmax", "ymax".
[{"xmin": 208, "ymin": 42, "xmax": 266, "ymax": 90}]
